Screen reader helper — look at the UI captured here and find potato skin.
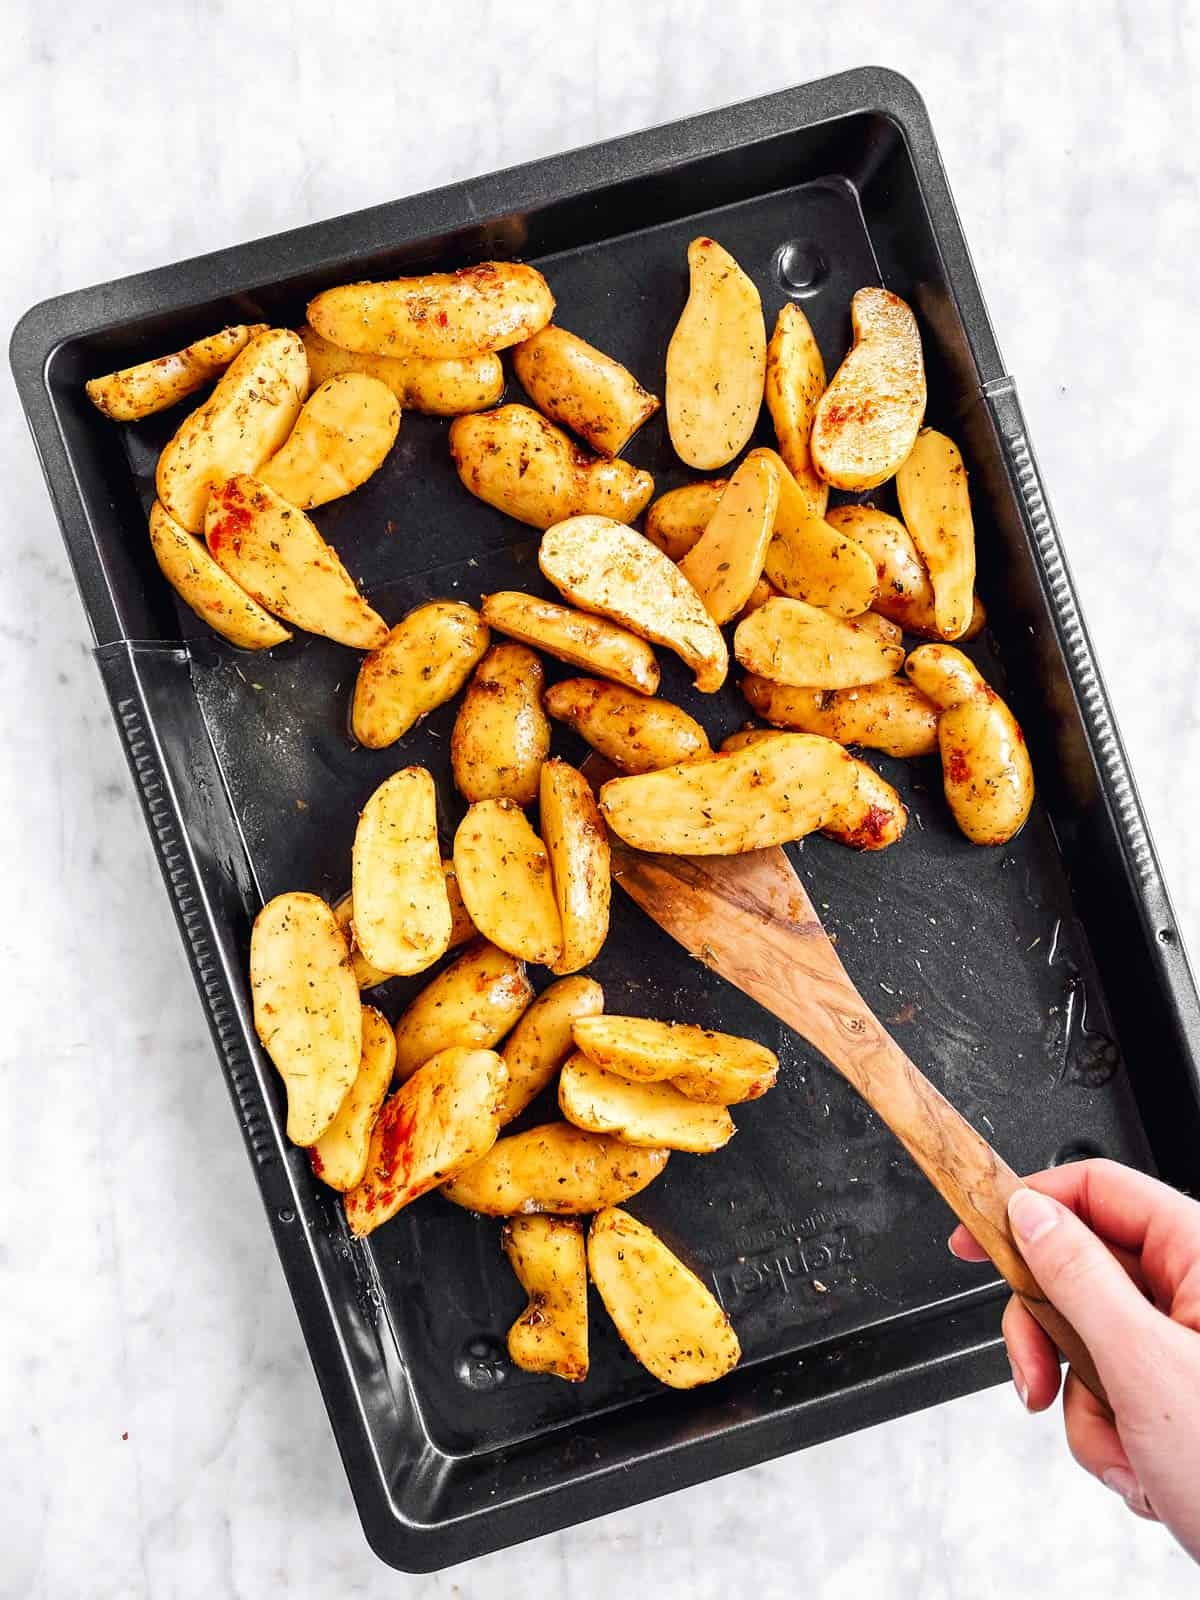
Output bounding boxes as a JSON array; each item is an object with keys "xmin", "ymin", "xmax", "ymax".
[
  {"xmin": 450, "ymin": 405, "xmax": 654, "ymax": 529},
  {"xmin": 441, "ymin": 1123, "xmax": 669, "ymax": 1215},
  {"xmin": 86, "ymin": 323, "xmax": 267, "ymax": 421},
  {"xmin": 513, "ymin": 326, "xmax": 660, "ymax": 457},
  {"xmin": 826, "ymin": 502, "xmax": 985, "ymax": 640},
  {"xmin": 811, "ymin": 287, "xmax": 926, "ymax": 490},
  {"xmin": 352, "ymin": 601, "xmax": 490, "ymax": 749},
  {"xmin": 764, "ymin": 303, "xmax": 828, "ymax": 516},
  {"xmin": 503, "ymin": 1215, "xmax": 589, "ymax": 1381},
  {"xmin": 543, "ymin": 678, "xmax": 710, "ymax": 774},
  {"xmin": 642, "ymin": 479, "xmax": 727, "ymax": 561},
  {"xmin": 572, "ymin": 1014, "xmax": 778, "ymax": 1096},
  {"xmin": 148, "ymin": 499, "xmax": 291, "ymax": 650},
  {"xmin": 481, "ymin": 592, "xmax": 660, "ymax": 695},
  {"xmin": 716, "ymin": 729, "xmax": 907, "ymax": 851},
  {"xmin": 733, "ymin": 597, "xmax": 901, "ymax": 689},
  {"xmin": 258, "ymin": 372, "xmax": 400, "ymax": 509},
  {"xmin": 666, "ymin": 236, "xmax": 766, "ymax": 469},
  {"xmin": 678, "ymin": 452, "xmax": 779, "ymax": 624},
  {"xmin": 300, "ymin": 323, "xmax": 503, "ymax": 415},
  {"xmin": 308, "ymin": 1006, "xmax": 397, "ymax": 1192},
  {"xmin": 392, "ymin": 940, "xmax": 533, "ymax": 1081},
  {"xmin": 497, "ymin": 975, "xmax": 605, "ymax": 1126},
  {"xmin": 741, "ymin": 675, "xmax": 938, "ymax": 759},
  {"xmin": 752, "ymin": 449, "xmax": 878, "ymax": 618},
  {"xmin": 895, "ymin": 429, "xmax": 977, "ymax": 641},
  {"xmin": 559, "ymin": 1051, "xmax": 735, "ymax": 1152},
  {"xmin": 540, "ymin": 758, "xmax": 611, "ymax": 975},
  {"xmin": 451, "ymin": 642, "xmax": 549, "ymax": 804}
]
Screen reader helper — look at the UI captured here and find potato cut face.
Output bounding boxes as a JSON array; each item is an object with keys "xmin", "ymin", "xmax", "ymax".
[
  {"xmin": 87, "ymin": 323, "xmax": 267, "ymax": 421},
  {"xmin": 480, "ymin": 591, "xmax": 660, "ymax": 695},
  {"xmin": 642, "ymin": 479, "xmax": 727, "ymax": 561},
  {"xmin": 309, "ymin": 1006, "xmax": 397, "ymax": 1191},
  {"xmin": 678, "ymin": 453, "xmax": 780, "ymax": 624},
  {"xmin": 250, "ymin": 892, "xmax": 361, "ymax": 1146},
  {"xmin": 573, "ymin": 1014, "xmax": 778, "ymax": 1093},
  {"xmin": 148, "ymin": 499, "xmax": 291, "ymax": 649},
  {"xmin": 542, "ymin": 678, "xmax": 710, "ymax": 774},
  {"xmin": 733, "ymin": 597, "xmax": 901, "ymax": 689},
  {"xmin": 451, "ymin": 642, "xmax": 549, "ymax": 805},
  {"xmin": 895, "ymin": 428, "xmax": 977, "ymax": 642},
  {"xmin": 351, "ymin": 600, "xmax": 490, "ymax": 749},
  {"xmin": 498, "ymin": 975, "xmax": 605, "ymax": 1126},
  {"xmin": 513, "ymin": 325, "xmax": 660, "ymax": 457},
  {"xmin": 441, "ymin": 1123, "xmax": 669, "ymax": 1215},
  {"xmin": 352, "ymin": 768, "xmax": 451, "ymax": 977},
  {"xmin": 666, "ymin": 236, "xmax": 766, "ymax": 469},
  {"xmin": 258, "ymin": 373, "xmax": 400, "ymax": 509},
  {"xmin": 811, "ymin": 286, "xmax": 926, "ymax": 490},
  {"xmin": 453, "ymin": 800, "xmax": 564, "ymax": 967},
  {"xmin": 752, "ymin": 449, "xmax": 878, "ymax": 617},
  {"xmin": 392, "ymin": 941, "xmax": 533, "ymax": 1081},
  {"xmin": 764, "ymin": 303, "xmax": 828, "ymax": 516},
  {"xmin": 300, "ymin": 323, "xmax": 504, "ymax": 414},
  {"xmin": 559, "ymin": 1052, "xmax": 734, "ymax": 1152},
  {"xmin": 539, "ymin": 759, "xmax": 611, "ymax": 975},
  {"xmin": 502, "ymin": 1215, "xmax": 589, "ymax": 1381},
  {"xmin": 741, "ymin": 675, "xmax": 938, "ymax": 759}
]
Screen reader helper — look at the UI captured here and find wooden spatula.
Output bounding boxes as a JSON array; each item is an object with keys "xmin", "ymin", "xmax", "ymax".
[{"xmin": 606, "ymin": 831, "xmax": 1107, "ymax": 1404}]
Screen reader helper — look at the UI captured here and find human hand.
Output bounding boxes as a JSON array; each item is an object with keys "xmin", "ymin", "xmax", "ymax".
[{"xmin": 948, "ymin": 1159, "xmax": 1200, "ymax": 1560}]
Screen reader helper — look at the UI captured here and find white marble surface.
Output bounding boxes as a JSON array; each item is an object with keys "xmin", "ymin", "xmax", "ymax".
[{"xmin": 4, "ymin": 1, "xmax": 1199, "ymax": 1593}]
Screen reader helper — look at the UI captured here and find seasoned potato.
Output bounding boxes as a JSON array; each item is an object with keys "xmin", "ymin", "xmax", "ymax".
[
  {"xmin": 148, "ymin": 499, "xmax": 291, "ymax": 649},
  {"xmin": 825, "ymin": 502, "xmax": 985, "ymax": 641},
  {"xmin": 333, "ymin": 892, "xmax": 395, "ymax": 990},
  {"xmin": 204, "ymin": 475, "xmax": 387, "ymax": 649},
  {"xmin": 250, "ymin": 892, "xmax": 361, "ymax": 1146},
  {"xmin": 497, "ymin": 975, "xmax": 604, "ymax": 1125},
  {"xmin": 540, "ymin": 516, "xmax": 727, "ymax": 693},
  {"xmin": 513, "ymin": 326, "xmax": 659, "ymax": 457},
  {"xmin": 811, "ymin": 287, "xmax": 926, "ymax": 490},
  {"xmin": 895, "ymin": 429, "xmax": 977, "ymax": 641},
  {"xmin": 481, "ymin": 592, "xmax": 660, "ymax": 695},
  {"xmin": 733, "ymin": 597, "xmax": 902, "ymax": 689},
  {"xmin": 573, "ymin": 1014, "xmax": 777, "ymax": 1097},
  {"xmin": 441, "ymin": 1123, "xmax": 669, "ymax": 1215},
  {"xmin": 157, "ymin": 328, "xmax": 307, "ymax": 532},
  {"xmin": 451, "ymin": 642, "xmax": 549, "ymax": 804},
  {"xmin": 503, "ymin": 1216, "xmax": 589, "ymax": 1381},
  {"xmin": 540, "ymin": 758, "xmax": 610, "ymax": 974},
  {"xmin": 300, "ymin": 323, "xmax": 503, "ymax": 415},
  {"xmin": 309, "ymin": 262, "xmax": 554, "ymax": 358},
  {"xmin": 588, "ymin": 1208, "xmax": 740, "ymax": 1388},
  {"xmin": 392, "ymin": 941, "xmax": 533, "ymax": 1080},
  {"xmin": 450, "ymin": 405, "xmax": 654, "ymax": 529},
  {"xmin": 741, "ymin": 675, "xmax": 938, "ymax": 758},
  {"xmin": 309, "ymin": 1006, "xmax": 396, "ymax": 1191},
  {"xmin": 906, "ymin": 644, "xmax": 1034, "ymax": 845},
  {"xmin": 453, "ymin": 800, "xmax": 563, "ymax": 967},
  {"xmin": 559, "ymin": 1052, "xmax": 734, "ymax": 1152},
  {"xmin": 764, "ymin": 303, "xmax": 828, "ymax": 516},
  {"xmin": 666, "ymin": 237, "xmax": 765, "ymax": 469},
  {"xmin": 753, "ymin": 449, "xmax": 878, "ymax": 617},
  {"xmin": 258, "ymin": 373, "xmax": 399, "ymax": 509},
  {"xmin": 823, "ymin": 759, "xmax": 908, "ymax": 851},
  {"xmin": 442, "ymin": 860, "xmax": 478, "ymax": 949},
  {"xmin": 678, "ymin": 452, "xmax": 780, "ymax": 623},
  {"xmin": 86, "ymin": 323, "xmax": 267, "ymax": 421},
  {"xmin": 671, "ymin": 1058, "xmax": 777, "ymax": 1106},
  {"xmin": 738, "ymin": 576, "xmax": 780, "ymax": 619},
  {"xmin": 352, "ymin": 768, "xmax": 450, "ymax": 976},
  {"xmin": 352, "ymin": 601, "xmax": 489, "ymax": 749},
  {"xmin": 642, "ymin": 478, "xmax": 727, "ymax": 560},
  {"xmin": 343, "ymin": 1046, "xmax": 506, "ymax": 1236},
  {"xmin": 543, "ymin": 678, "xmax": 710, "ymax": 773}
]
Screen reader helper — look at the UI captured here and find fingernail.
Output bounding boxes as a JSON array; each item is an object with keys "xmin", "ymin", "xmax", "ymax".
[
  {"xmin": 1102, "ymin": 1467, "xmax": 1151, "ymax": 1516},
  {"xmin": 1008, "ymin": 1188, "xmax": 1059, "ymax": 1245},
  {"xmin": 1009, "ymin": 1358, "xmax": 1030, "ymax": 1410}
]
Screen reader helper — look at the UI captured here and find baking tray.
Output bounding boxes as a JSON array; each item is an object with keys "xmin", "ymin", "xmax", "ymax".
[{"xmin": 13, "ymin": 67, "xmax": 1200, "ymax": 1572}]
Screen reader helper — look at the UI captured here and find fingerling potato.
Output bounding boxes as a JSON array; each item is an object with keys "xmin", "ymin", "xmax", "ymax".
[
  {"xmin": 309, "ymin": 1006, "xmax": 396, "ymax": 1191},
  {"xmin": 741, "ymin": 674, "xmax": 939, "ymax": 758},
  {"xmin": 678, "ymin": 452, "xmax": 780, "ymax": 623},
  {"xmin": 503, "ymin": 1216, "xmax": 589, "ymax": 1381},
  {"xmin": 205, "ymin": 475, "xmax": 387, "ymax": 649},
  {"xmin": 450, "ymin": 405, "xmax": 654, "ymax": 529},
  {"xmin": 481, "ymin": 592, "xmax": 660, "ymax": 695},
  {"xmin": 442, "ymin": 860, "xmax": 478, "ymax": 949},
  {"xmin": 573, "ymin": 1014, "xmax": 778, "ymax": 1098},
  {"xmin": 540, "ymin": 516, "xmax": 727, "ymax": 693},
  {"xmin": 588, "ymin": 1208, "xmax": 740, "ymax": 1388},
  {"xmin": 642, "ymin": 478, "xmax": 727, "ymax": 560},
  {"xmin": 343, "ymin": 1046, "xmax": 506, "ymax": 1236},
  {"xmin": 733, "ymin": 597, "xmax": 902, "ymax": 689},
  {"xmin": 393, "ymin": 941, "xmax": 533, "ymax": 1081},
  {"xmin": 453, "ymin": 800, "xmax": 563, "ymax": 967},
  {"xmin": 148, "ymin": 499, "xmax": 291, "ymax": 649},
  {"xmin": 752, "ymin": 448, "xmax": 878, "ymax": 617},
  {"xmin": 258, "ymin": 373, "xmax": 399, "ymax": 509},
  {"xmin": 308, "ymin": 261, "xmax": 554, "ymax": 358},
  {"xmin": 157, "ymin": 328, "xmax": 307, "ymax": 531},
  {"xmin": 498, "ymin": 975, "xmax": 605, "ymax": 1125},
  {"xmin": 540, "ymin": 758, "xmax": 611, "ymax": 974},
  {"xmin": 441, "ymin": 1123, "xmax": 669, "ymax": 1215},
  {"xmin": 300, "ymin": 323, "xmax": 504, "ymax": 415},
  {"xmin": 559, "ymin": 1052, "xmax": 734, "ymax": 1153},
  {"xmin": 811, "ymin": 287, "xmax": 926, "ymax": 490},
  {"xmin": 513, "ymin": 326, "xmax": 659, "ymax": 457},
  {"xmin": 352, "ymin": 767, "xmax": 450, "ymax": 976},
  {"xmin": 666, "ymin": 237, "xmax": 765, "ymax": 469},
  {"xmin": 352, "ymin": 601, "xmax": 490, "ymax": 748},
  {"xmin": 764, "ymin": 303, "xmax": 828, "ymax": 515},
  {"xmin": 451, "ymin": 642, "xmax": 549, "ymax": 804},
  {"xmin": 543, "ymin": 678, "xmax": 710, "ymax": 773},
  {"xmin": 333, "ymin": 892, "xmax": 395, "ymax": 989},
  {"xmin": 250, "ymin": 892, "xmax": 361, "ymax": 1146},
  {"xmin": 825, "ymin": 502, "xmax": 985, "ymax": 641},
  {"xmin": 895, "ymin": 429, "xmax": 977, "ymax": 641},
  {"xmin": 823, "ymin": 759, "xmax": 908, "ymax": 851},
  {"xmin": 738, "ymin": 576, "xmax": 780, "ymax": 619},
  {"xmin": 86, "ymin": 323, "xmax": 267, "ymax": 421}
]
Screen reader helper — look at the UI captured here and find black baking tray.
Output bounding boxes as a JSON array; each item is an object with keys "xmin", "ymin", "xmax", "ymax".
[{"xmin": 14, "ymin": 68, "xmax": 1200, "ymax": 1571}]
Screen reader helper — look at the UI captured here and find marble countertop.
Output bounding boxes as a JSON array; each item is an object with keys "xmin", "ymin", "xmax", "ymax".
[{"xmin": 5, "ymin": 2, "xmax": 1198, "ymax": 1594}]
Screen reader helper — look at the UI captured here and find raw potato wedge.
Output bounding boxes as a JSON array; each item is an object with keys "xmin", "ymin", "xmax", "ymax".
[
  {"xmin": 734, "ymin": 597, "xmax": 901, "ymax": 689},
  {"xmin": 540, "ymin": 758, "xmax": 611, "ymax": 975},
  {"xmin": 352, "ymin": 768, "xmax": 451, "ymax": 977},
  {"xmin": 754, "ymin": 448, "xmax": 878, "ymax": 617},
  {"xmin": 333, "ymin": 892, "xmax": 395, "ymax": 990},
  {"xmin": 441, "ymin": 1123, "xmax": 669, "ymax": 1215},
  {"xmin": 559, "ymin": 1052, "xmax": 734, "ymax": 1153},
  {"xmin": 742, "ymin": 675, "xmax": 939, "ymax": 758},
  {"xmin": 250, "ymin": 892, "xmax": 361, "ymax": 1146},
  {"xmin": 258, "ymin": 373, "xmax": 400, "ymax": 509},
  {"xmin": 497, "ymin": 975, "xmax": 605, "ymax": 1125},
  {"xmin": 513, "ymin": 326, "xmax": 660, "ymax": 457},
  {"xmin": 205, "ymin": 475, "xmax": 387, "ymax": 649},
  {"xmin": 906, "ymin": 644, "xmax": 1033, "ymax": 845},
  {"xmin": 86, "ymin": 323, "xmax": 267, "ymax": 421},
  {"xmin": 543, "ymin": 678, "xmax": 710, "ymax": 774},
  {"xmin": 642, "ymin": 479, "xmax": 727, "ymax": 561},
  {"xmin": 481, "ymin": 592, "xmax": 659, "ymax": 695},
  {"xmin": 453, "ymin": 800, "xmax": 563, "ymax": 967},
  {"xmin": 309, "ymin": 1006, "xmax": 396, "ymax": 1191},
  {"xmin": 300, "ymin": 324, "xmax": 504, "ymax": 415},
  {"xmin": 764, "ymin": 304, "xmax": 828, "ymax": 516},
  {"xmin": 352, "ymin": 601, "xmax": 490, "ymax": 748},
  {"xmin": 503, "ymin": 1216, "xmax": 589, "ymax": 1381},
  {"xmin": 811, "ymin": 287, "xmax": 926, "ymax": 490},
  {"xmin": 148, "ymin": 499, "xmax": 291, "ymax": 649},
  {"xmin": 157, "ymin": 328, "xmax": 308, "ymax": 531},
  {"xmin": 678, "ymin": 453, "xmax": 780, "ymax": 624},
  {"xmin": 895, "ymin": 429, "xmax": 977, "ymax": 641},
  {"xmin": 573, "ymin": 1014, "xmax": 778, "ymax": 1100},
  {"xmin": 825, "ymin": 503, "xmax": 985, "ymax": 640},
  {"xmin": 393, "ymin": 941, "xmax": 533, "ymax": 1080},
  {"xmin": 540, "ymin": 516, "xmax": 728, "ymax": 693},
  {"xmin": 451, "ymin": 642, "xmax": 549, "ymax": 804},
  {"xmin": 309, "ymin": 262, "xmax": 555, "ymax": 359},
  {"xmin": 666, "ymin": 237, "xmax": 766, "ymax": 469},
  {"xmin": 450, "ymin": 405, "xmax": 653, "ymax": 529},
  {"xmin": 588, "ymin": 1208, "xmax": 740, "ymax": 1388},
  {"xmin": 343, "ymin": 1047, "xmax": 506, "ymax": 1237}
]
